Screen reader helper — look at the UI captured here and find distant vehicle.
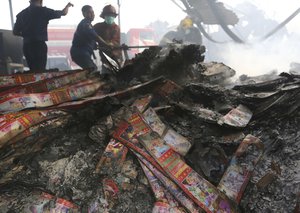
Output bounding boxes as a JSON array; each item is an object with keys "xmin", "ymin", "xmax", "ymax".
[
  {"xmin": 47, "ymin": 27, "xmax": 78, "ymax": 69},
  {"xmin": 122, "ymin": 28, "xmax": 158, "ymax": 59},
  {"xmin": 46, "ymin": 54, "xmax": 71, "ymax": 71}
]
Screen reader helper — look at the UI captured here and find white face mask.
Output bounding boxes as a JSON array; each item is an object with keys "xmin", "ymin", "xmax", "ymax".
[
  {"xmin": 105, "ymin": 16, "xmax": 115, "ymax": 25},
  {"xmin": 185, "ymin": 29, "xmax": 191, "ymax": 35}
]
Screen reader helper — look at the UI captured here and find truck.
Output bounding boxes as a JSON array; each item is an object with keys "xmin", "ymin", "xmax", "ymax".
[
  {"xmin": 121, "ymin": 28, "xmax": 158, "ymax": 59},
  {"xmin": 47, "ymin": 26, "xmax": 76, "ymax": 70}
]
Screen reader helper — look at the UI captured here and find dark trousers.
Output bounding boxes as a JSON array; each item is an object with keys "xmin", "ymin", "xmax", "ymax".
[
  {"xmin": 70, "ymin": 46, "xmax": 97, "ymax": 71},
  {"xmin": 23, "ymin": 41, "xmax": 47, "ymax": 72}
]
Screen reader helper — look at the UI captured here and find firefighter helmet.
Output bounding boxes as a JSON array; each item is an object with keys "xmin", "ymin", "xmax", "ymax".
[
  {"xmin": 179, "ymin": 17, "xmax": 193, "ymax": 29},
  {"xmin": 100, "ymin": 5, "xmax": 118, "ymax": 18}
]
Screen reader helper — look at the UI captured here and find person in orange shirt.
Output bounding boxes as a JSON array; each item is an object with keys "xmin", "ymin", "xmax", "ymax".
[{"xmin": 94, "ymin": 5, "xmax": 123, "ymax": 73}]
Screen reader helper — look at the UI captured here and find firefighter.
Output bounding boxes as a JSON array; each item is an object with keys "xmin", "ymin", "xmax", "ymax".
[
  {"xmin": 70, "ymin": 5, "xmax": 112, "ymax": 71},
  {"xmin": 159, "ymin": 17, "xmax": 202, "ymax": 46},
  {"xmin": 93, "ymin": 5, "xmax": 123, "ymax": 74},
  {"xmin": 13, "ymin": 0, "xmax": 73, "ymax": 72}
]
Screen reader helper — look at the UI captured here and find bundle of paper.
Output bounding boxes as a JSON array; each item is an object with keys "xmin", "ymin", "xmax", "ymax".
[
  {"xmin": 0, "ymin": 70, "xmax": 88, "ymax": 98},
  {"xmin": 112, "ymin": 109, "xmax": 239, "ymax": 213},
  {"xmin": 0, "ymin": 110, "xmax": 67, "ymax": 148},
  {"xmin": 143, "ymin": 107, "xmax": 191, "ymax": 156},
  {"xmin": 0, "ymin": 79, "xmax": 103, "ymax": 112},
  {"xmin": 113, "ymin": 114, "xmax": 199, "ymax": 212},
  {"xmin": 139, "ymin": 132, "xmax": 238, "ymax": 213},
  {"xmin": 140, "ymin": 161, "xmax": 185, "ymax": 213},
  {"xmin": 0, "ymin": 71, "xmax": 68, "ymax": 88},
  {"xmin": 218, "ymin": 105, "xmax": 253, "ymax": 128},
  {"xmin": 137, "ymin": 152, "xmax": 201, "ymax": 213},
  {"xmin": 7, "ymin": 116, "xmax": 70, "ymax": 146}
]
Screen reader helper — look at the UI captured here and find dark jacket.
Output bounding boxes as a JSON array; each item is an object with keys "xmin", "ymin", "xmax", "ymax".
[
  {"xmin": 71, "ymin": 18, "xmax": 99, "ymax": 55},
  {"xmin": 13, "ymin": 5, "xmax": 63, "ymax": 42}
]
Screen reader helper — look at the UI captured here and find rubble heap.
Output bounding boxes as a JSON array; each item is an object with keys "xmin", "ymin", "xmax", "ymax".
[{"xmin": 0, "ymin": 45, "xmax": 299, "ymax": 213}]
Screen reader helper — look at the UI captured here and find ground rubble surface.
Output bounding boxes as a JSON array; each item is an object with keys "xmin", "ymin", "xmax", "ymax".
[{"xmin": 0, "ymin": 45, "xmax": 299, "ymax": 213}]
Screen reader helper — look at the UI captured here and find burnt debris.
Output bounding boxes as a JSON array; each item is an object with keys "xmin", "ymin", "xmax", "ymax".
[{"xmin": 0, "ymin": 44, "xmax": 299, "ymax": 213}]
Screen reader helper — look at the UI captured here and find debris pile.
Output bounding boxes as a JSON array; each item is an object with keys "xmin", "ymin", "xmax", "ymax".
[{"xmin": 0, "ymin": 44, "xmax": 299, "ymax": 212}]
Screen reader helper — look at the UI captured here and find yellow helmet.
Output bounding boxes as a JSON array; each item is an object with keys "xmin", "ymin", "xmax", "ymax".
[{"xmin": 179, "ymin": 17, "xmax": 193, "ymax": 29}]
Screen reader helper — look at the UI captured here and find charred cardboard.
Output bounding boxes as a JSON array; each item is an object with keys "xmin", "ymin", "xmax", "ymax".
[{"xmin": 218, "ymin": 105, "xmax": 253, "ymax": 128}]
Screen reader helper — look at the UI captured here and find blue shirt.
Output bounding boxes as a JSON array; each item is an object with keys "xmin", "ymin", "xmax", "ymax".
[
  {"xmin": 13, "ymin": 5, "xmax": 63, "ymax": 42},
  {"xmin": 71, "ymin": 18, "xmax": 99, "ymax": 54}
]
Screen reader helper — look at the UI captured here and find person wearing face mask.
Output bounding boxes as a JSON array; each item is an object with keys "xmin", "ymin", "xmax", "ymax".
[
  {"xmin": 93, "ymin": 5, "xmax": 123, "ymax": 74},
  {"xmin": 71, "ymin": 5, "xmax": 111, "ymax": 71},
  {"xmin": 159, "ymin": 17, "xmax": 202, "ymax": 46},
  {"xmin": 13, "ymin": 0, "xmax": 73, "ymax": 72}
]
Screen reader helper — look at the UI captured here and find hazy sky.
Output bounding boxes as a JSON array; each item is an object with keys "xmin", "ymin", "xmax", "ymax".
[{"xmin": 1, "ymin": 0, "xmax": 300, "ymax": 34}]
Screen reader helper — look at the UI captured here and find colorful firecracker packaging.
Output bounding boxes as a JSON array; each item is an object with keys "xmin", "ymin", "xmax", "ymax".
[
  {"xmin": 96, "ymin": 96, "xmax": 153, "ymax": 174},
  {"xmin": 0, "ymin": 70, "xmax": 88, "ymax": 98},
  {"xmin": 94, "ymin": 98, "xmax": 156, "ymax": 211},
  {"xmin": 51, "ymin": 77, "xmax": 163, "ymax": 109},
  {"xmin": 0, "ymin": 71, "xmax": 68, "ymax": 88},
  {"xmin": 137, "ymin": 152, "xmax": 201, "ymax": 213},
  {"xmin": 7, "ymin": 116, "xmax": 70, "ymax": 145},
  {"xmin": 28, "ymin": 192, "xmax": 79, "ymax": 213},
  {"xmin": 143, "ymin": 107, "xmax": 191, "ymax": 156},
  {"xmin": 96, "ymin": 139, "xmax": 128, "ymax": 174},
  {"xmin": 131, "ymin": 94, "xmax": 153, "ymax": 113},
  {"xmin": 113, "ymin": 109, "xmax": 238, "ymax": 213},
  {"xmin": 153, "ymin": 201, "xmax": 188, "ymax": 213},
  {"xmin": 0, "ymin": 110, "xmax": 67, "ymax": 148},
  {"xmin": 217, "ymin": 134, "xmax": 264, "ymax": 203},
  {"xmin": 218, "ymin": 105, "xmax": 253, "ymax": 128},
  {"xmin": 140, "ymin": 160, "xmax": 185, "ymax": 213},
  {"xmin": 102, "ymin": 178, "xmax": 120, "ymax": 210},
  {"xmin": 122, "ymin": 109, "xmax": 152, "ymax": 138},
  {"xmin": 0, "ymin": 111, "xmax": 27, "ymax": 126},
  {"xmin": 0, "ymin": 79, "xmax": 103, "ymax": 112},
  {"xmin": 113, "ymin": 111, "xmax": 200, "ymax": 212},
  {"xmin": 114, "ymin": 118, "xmax": 164, "ymax": 173},
  {"xmin": 143, "ymin": 107, "xmax": 167, "ymax": 136},
  {"xmin": 138, "ymin": 132, "xmax": 239, "ymax": 213}
]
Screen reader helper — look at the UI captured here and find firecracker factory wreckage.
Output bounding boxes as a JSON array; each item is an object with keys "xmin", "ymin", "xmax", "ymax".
[{"xmin": 0, "ymin": 0, "xmax": 300, "ymax": 212}]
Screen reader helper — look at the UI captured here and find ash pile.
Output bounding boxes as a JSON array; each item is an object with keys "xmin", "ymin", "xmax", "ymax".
[{"xmin": 0, "ymin": 44, "xmax": 299, "ymax": 213}]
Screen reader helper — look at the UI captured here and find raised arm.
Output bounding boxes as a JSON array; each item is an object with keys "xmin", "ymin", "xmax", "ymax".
[{"xmin": 62, "ymin": 2, "xmax": 74, "ymax": 15}]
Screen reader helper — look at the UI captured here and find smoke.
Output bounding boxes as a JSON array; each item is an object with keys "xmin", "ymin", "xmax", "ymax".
[{"xmin": 216, "ymin": 34, "xmax": 300, "ymax": 77}]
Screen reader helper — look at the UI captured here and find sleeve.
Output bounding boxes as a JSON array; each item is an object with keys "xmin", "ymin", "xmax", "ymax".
[
  {"xmin": 83, "ymin": 22, "xmax": 99, "ymax": 41},
  {"xmin": 44, "ymin": 7, "xmax": 64, "ymax": 20},
  {"xmin": 13, "ymin": 14, "xmax": 23, "ymax": 36},
  {"xmin": 159, "ymin": 31, "xmax": 177, "ymax": 45}
]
